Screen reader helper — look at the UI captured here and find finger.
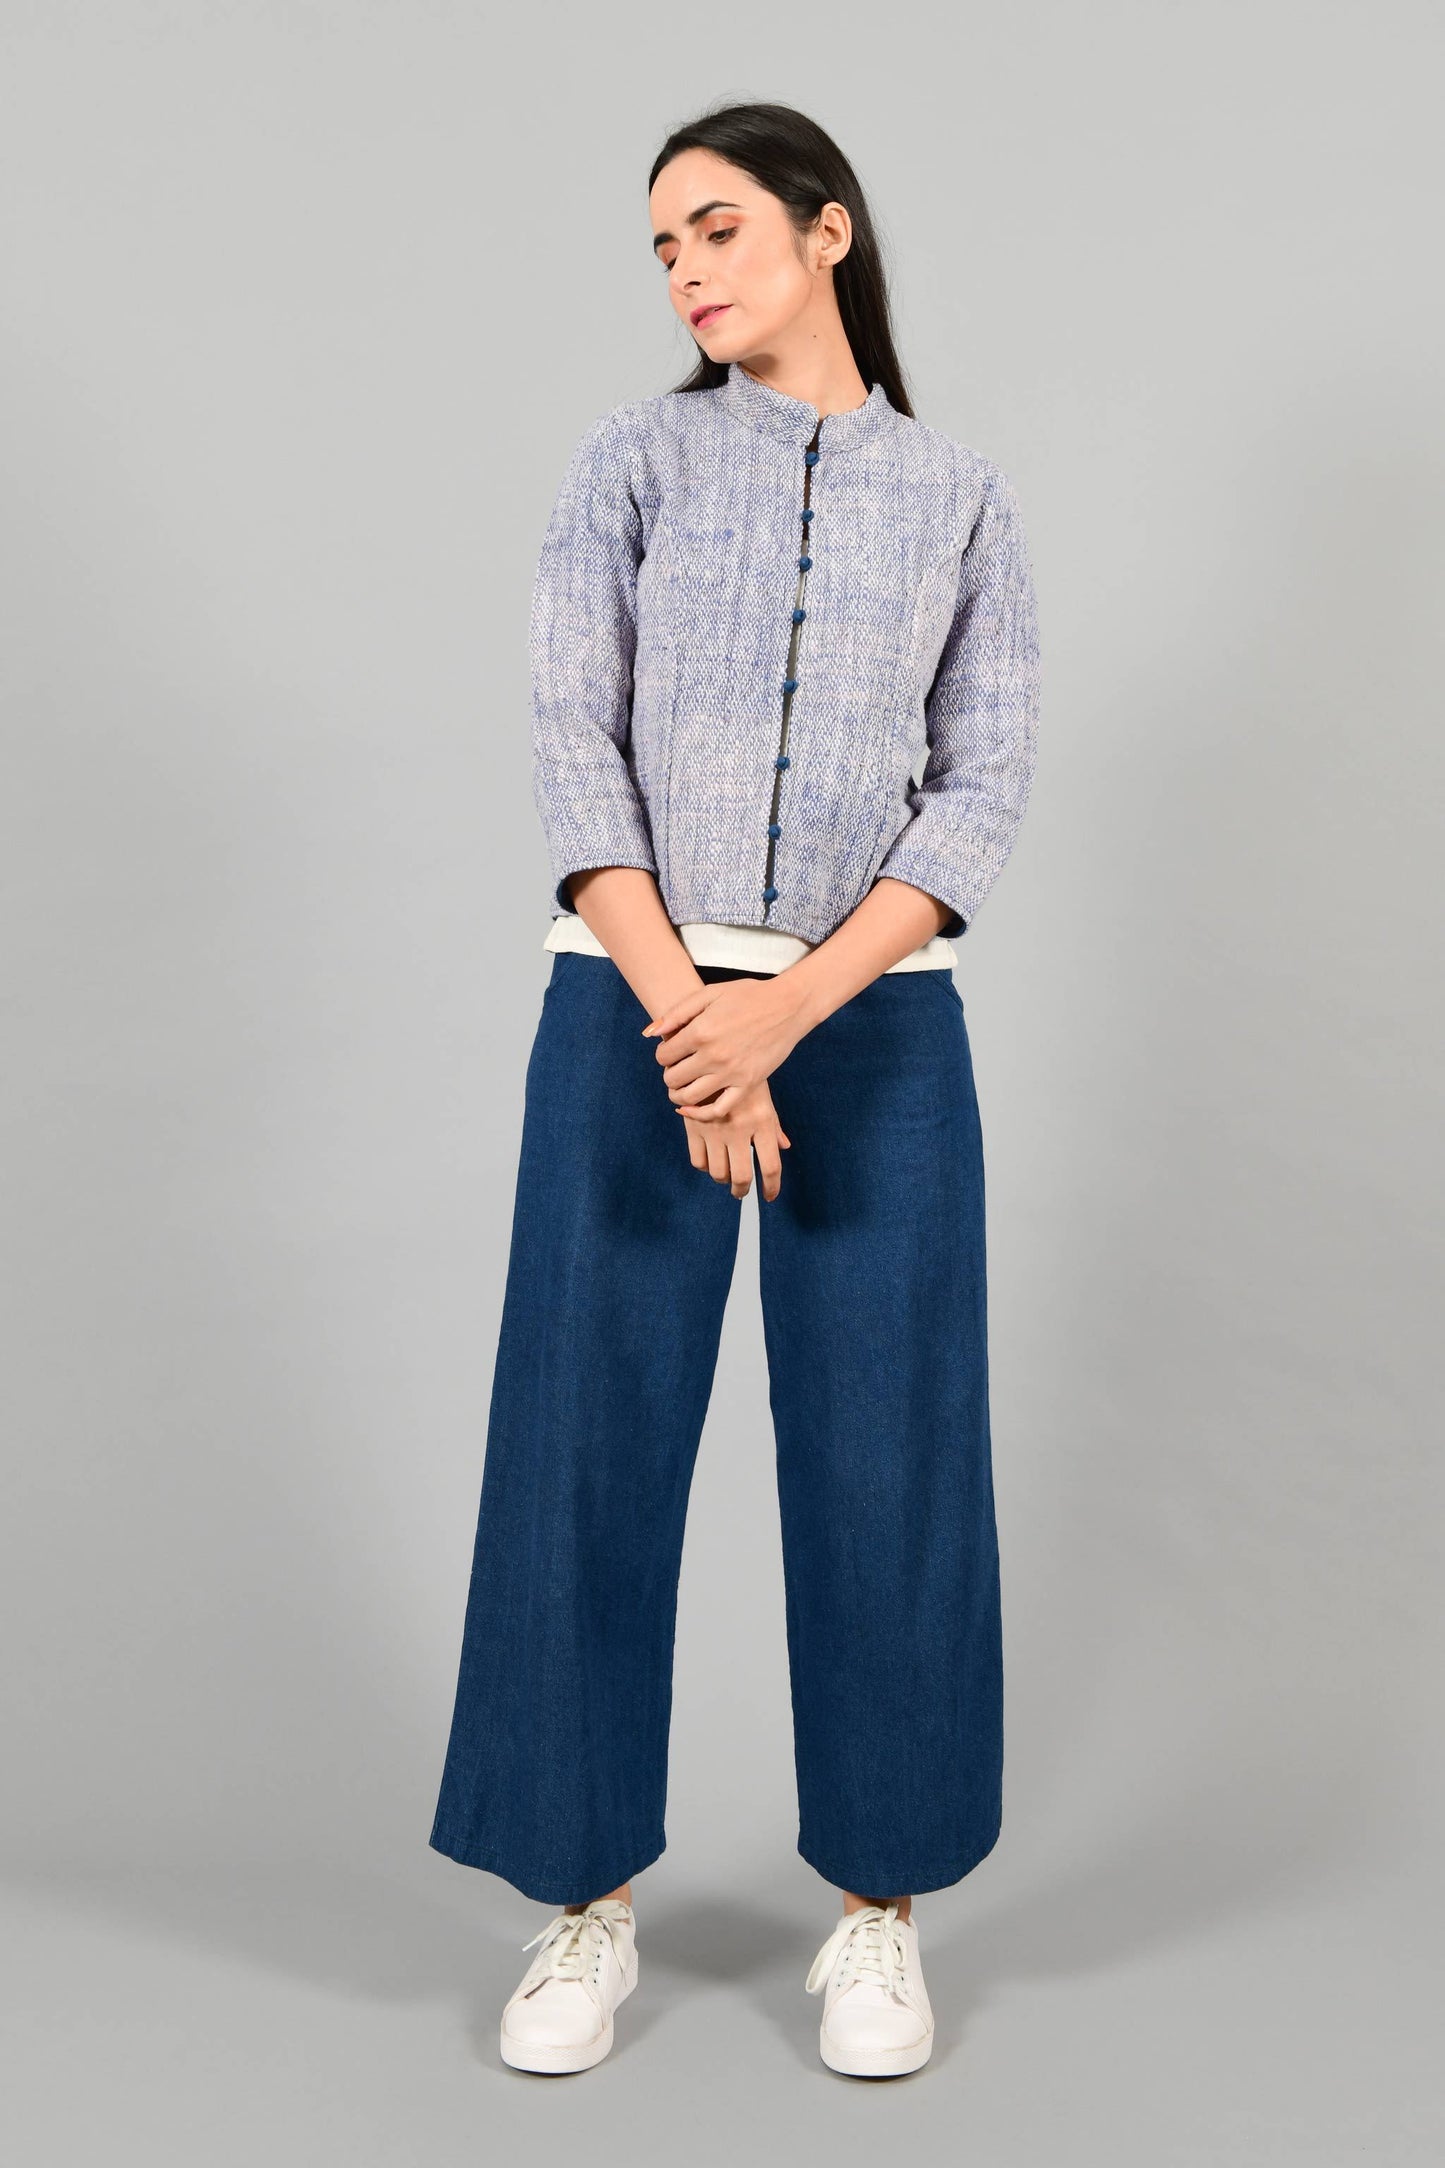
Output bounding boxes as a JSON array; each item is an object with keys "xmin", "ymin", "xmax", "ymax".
[
  {"xmin": 658, "ymin": 1049, "xmax": 710, "ymax": 1084},
  {"xmin": 654, "ymin": 1037, "xmax": 700, "ymax": 1074},
  {"xmin": 641, "ymin": 999, "xmax": 704, "ymax": 1038},
  {"xmin": 704, "ymin": 1128, "xmax": 732, "ymax": 1187},
  {"xmin": 754, "ymin": 1135, "xmax": 784, "ymax": 1200},
  {"xmin": 673, "ymin": 1086, "xmax": 742, "ymax": 1122},
  {"xmin": 727, "ymin": 1136, "xmax": 753, "ymax": 1199},
  {"xmin": 659, "ymin": 1047, "xmax": 712, "ymax": 1084},
  {"xmin": 640, "ymin": 989, "xmax": 712, "ymax": 1038},
  {"xmin": 667, "ymin": 1072, "xmax": 733, "ymax": 1107}
]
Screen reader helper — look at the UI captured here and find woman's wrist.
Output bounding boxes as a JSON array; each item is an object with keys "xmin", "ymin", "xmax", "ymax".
[
  {"xmin": 767, "ymin": 962, "xmax": 835, "ymax": 1039},
  {"xmin": 565, "ymin": 869, "xmax": 709, "ymax": 1017},
  {"xmin": 773, "ymin": 884, "xmax": 953, "ymax": 1030}
]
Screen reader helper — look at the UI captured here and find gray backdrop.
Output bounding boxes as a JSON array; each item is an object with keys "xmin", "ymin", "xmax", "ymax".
[{"xmin": 2, "ymin": 2, "xmax": 1440, "ymax": 2160}]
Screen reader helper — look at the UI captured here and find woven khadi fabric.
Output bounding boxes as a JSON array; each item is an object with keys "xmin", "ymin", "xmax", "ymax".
[{"xmin": 529, "ymin": 360, "xmax": 1040, "ymax": 946}]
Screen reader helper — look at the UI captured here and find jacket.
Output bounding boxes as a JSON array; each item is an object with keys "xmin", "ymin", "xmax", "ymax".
[{"xmin": 528, "ymin": 359, "xmax": 1041, "ymax": 945}]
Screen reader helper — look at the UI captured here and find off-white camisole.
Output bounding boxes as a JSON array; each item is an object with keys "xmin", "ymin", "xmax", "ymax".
[{"xmin": 542, "ymin": 916, "xmax": 956, "ymax": 975}]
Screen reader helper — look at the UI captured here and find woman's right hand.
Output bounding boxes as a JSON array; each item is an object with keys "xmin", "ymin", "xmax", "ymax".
[{"xmin": 678, "ymin": 1080, "xmax": 791, "ymax": 1201}]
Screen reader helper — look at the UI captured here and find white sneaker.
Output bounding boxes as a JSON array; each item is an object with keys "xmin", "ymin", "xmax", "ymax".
[
  {"xmin": 499, "ymin": 1898, "xmax": 639, "ymax": 2073},
  {"xmin": 805, "ymin": 1901, "xmax": 935, "ymax": 2076}
]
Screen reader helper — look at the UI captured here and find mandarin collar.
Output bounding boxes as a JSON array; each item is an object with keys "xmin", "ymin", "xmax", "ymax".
[{"xmin": 716, "ymin": 361, "xmax": 898, "ymax": 452}]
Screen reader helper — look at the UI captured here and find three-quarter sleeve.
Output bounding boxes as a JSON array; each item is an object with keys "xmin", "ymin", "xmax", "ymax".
[
  {"xmin": 873, "ymin": 464, "xmax": 1041, "ymax": 940},
  {"xmin": 529, "ymin": 412, "xmax": 660, "ymax": 915}
]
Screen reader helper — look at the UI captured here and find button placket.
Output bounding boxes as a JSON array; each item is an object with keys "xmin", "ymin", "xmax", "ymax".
[{"xmin": 761, "ymin": 423, "xmax": 822, "ymax": 915}]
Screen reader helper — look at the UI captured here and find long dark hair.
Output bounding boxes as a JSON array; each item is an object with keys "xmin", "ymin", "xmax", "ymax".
[{"xmin": 648, "ymin": 101, "xmax": 915, "ymax": 419}]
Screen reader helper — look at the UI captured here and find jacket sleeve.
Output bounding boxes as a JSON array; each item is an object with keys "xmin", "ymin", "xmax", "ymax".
[
  {"xmin": 528, "ymin": 411, "xmax": 660, "ymax": 915},
  {"xmin": 873, "ymin": 463, "xmax": 1041, "ymax": 939}
]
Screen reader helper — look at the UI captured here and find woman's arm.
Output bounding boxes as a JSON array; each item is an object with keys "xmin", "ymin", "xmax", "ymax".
[
  {"xmin": 529, "ymin": 413, "xmax": 709, "ymax": 1020},
  {"xmin": 566, "ymin": 866, "xmax": 714, "ymax": 1026},
  {"xmin": 759, "ymin": 468, "xmax": 1039, "ymax": 1042},
  {"xmin": 867, "ymin": 461, "xmax": 1041, "ymax": 940}
]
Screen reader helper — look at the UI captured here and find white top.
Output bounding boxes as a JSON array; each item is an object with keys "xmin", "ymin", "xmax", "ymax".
[{"xmin": 542, "ymin": 916, "xmax": 956, "ymax": 975}]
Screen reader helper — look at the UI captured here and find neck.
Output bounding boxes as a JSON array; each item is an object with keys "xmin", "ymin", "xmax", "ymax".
[{"xmin": 729, "ymin": 341, "xmax": 870, "ymax": 420}]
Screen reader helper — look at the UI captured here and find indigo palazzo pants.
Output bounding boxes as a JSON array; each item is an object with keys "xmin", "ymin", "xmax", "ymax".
[{"xmin": 428, "ymin": 950, "xmax": 1004, "ymax": 1904}]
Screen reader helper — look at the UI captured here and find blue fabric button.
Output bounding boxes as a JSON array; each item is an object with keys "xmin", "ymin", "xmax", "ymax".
[
  {"xmin": 775, "ymin": 753, "xmax": 790, "ymax": 769},
  {"xmin": 768, "ymin": 821, "xmax": 781, "ymax": 838},
  {"xmin": 801, "ymin": 507, "xmax": 814, "ymax": 522},
  {"xmin": 763, "ymin": 884, "xmax": 778, "ymax": 902},
  {"xmin": 799, "ymin": 554, "xmax": 812, "ymax": 570},
  {"xmin": 792, "ymin": 607, "xmax": 806, "ymax": 623},
  {"xmin": 782, "ymin": 677, "xmax": 798, "ymax": 694},
  {"xmin": 804, "ymin": 450, "xmax": 819, "ymax": 466}
]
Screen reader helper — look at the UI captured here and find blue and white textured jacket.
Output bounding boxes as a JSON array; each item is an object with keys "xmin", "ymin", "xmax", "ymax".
[{"xmin": 529, "ymin": 360, "xmax": 1041, "ymax": 945}]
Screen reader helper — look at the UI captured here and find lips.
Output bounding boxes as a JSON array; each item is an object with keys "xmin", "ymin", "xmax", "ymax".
[{"xmin": 691, "ymin": 303, "xmax": 731, "ymax": 329}]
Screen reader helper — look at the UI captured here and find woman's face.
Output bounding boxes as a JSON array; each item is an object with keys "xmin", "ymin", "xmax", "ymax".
[{"xmin": 649, "ymin": 148, "xmax": 849, "ymax": 363}]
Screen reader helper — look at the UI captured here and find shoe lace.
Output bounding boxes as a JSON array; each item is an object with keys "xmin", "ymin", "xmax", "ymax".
[
  {"xmin": 805, "ymin": 1901, "xmax": 911, "ymax": 2001},
  {"xmin": 520, "ymin": 1900, "xmax": 633, "ymax": 1996}
]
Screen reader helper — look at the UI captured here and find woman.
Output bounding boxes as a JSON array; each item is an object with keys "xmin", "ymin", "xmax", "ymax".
[{"xmin": 429, "ymin": 100, "xmax": 1041, "ymax": 2079}]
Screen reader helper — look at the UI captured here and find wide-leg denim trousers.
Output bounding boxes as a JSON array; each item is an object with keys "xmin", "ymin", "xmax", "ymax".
[{"xmin": 428, "ymin": 949, "xmax": 1003, "ymax": 1904}]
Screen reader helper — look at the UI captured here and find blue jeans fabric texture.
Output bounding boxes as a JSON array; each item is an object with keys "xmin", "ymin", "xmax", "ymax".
[{"xmin": 428, "ymin": 950, "xmax": 1003, "ymax": 1904}]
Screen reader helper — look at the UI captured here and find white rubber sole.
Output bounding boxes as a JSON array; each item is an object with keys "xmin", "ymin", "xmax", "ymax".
[
  {"xmin": 819, "ymin": 2021, "xmax": 935, "ymax": 2077},
  {"xmin": 499, "ymin": 1951, "xmax": 638, "ymax": 2074}
]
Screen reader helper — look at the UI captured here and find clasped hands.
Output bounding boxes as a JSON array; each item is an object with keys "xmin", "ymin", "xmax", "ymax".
[{"xmin": 641, "ymin": 976, "xmax": 804, "ymax": 1201}]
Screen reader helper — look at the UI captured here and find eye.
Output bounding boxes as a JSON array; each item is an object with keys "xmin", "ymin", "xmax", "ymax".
[{"xmin": 658, "ymin": 225, "xmax": 736, "ymax": 273}]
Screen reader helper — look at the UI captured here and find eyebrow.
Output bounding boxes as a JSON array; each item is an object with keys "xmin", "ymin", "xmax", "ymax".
[{"xmin": 651, "ymin": 200, "xmax": 743, "ymax": 257}]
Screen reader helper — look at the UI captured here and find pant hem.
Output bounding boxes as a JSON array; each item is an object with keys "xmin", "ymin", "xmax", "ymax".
[
  {"xmin": 427, "ymin": 1824, "xmax": 667, "ymax": 1907},
  {"xmin": 796, "ymin": 1819, "xmax": 1002, "ymax": 1898}
]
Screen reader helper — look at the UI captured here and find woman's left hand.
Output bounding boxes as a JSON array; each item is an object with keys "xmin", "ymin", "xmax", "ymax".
[{"xmin": 642, "ymin": 977, "xmax": 804, "ymax": 1119}]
